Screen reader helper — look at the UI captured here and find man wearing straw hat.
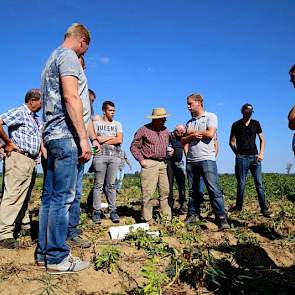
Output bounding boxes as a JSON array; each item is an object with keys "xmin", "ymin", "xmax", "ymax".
[{"xmin": 130, "ymin": 108, "xmax": 172, "ymax": 224}]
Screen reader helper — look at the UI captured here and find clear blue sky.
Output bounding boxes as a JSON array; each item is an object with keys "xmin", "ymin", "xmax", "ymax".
[{"xmin": 1, "ymin": 0, "xmax": 295, "ymax": 173}]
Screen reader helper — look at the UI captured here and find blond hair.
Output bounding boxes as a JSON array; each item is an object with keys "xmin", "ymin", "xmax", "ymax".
[
  {"xmin": 187, "ymin": 93, "xmax": 203, "ymax": 106},
  {"xmin": 64, "ymin": 23, "xmax": 91, "ymax": 44}
]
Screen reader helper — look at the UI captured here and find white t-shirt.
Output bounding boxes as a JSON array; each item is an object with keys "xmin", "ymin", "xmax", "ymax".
[{"xmin": 94, "ymin": 119, "xmax": 122, "ymax": 137}]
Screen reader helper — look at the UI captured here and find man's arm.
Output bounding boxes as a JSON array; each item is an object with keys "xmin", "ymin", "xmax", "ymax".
[
  {"xmin": 288, "ymin": 106, "xmax": 295, "ymax": 130},
  {"xmin": 257, "ymin": 133, "xmax": 265, "ymax": 161},
  {"xmin": 61, "ymin": 76, "xmax": 91, "ymax": 162},
  {"xmin": 214, "ymin": 139, "xmax": 219, "ymax": 158},
  {"xmin": 0, "ymin": 119, "xmax": 17, "ymax": 153},
  {"xmin": 229, "ymin": 134, "xmax": 237, "ymax": 154},
  {"xmin": 130, "ymin": 128, "xmax": 145, "ymax": 166},
  {"xmin": 98, "ymin": 132, "xmax": 123, "ymax": 145},
  {"xmin": 87, "ymin": 120, "xmax": 100, "ymax": 151},
  {"xmin": 181, "ymin": 127, "xmax": 216, "ymax": 144}
]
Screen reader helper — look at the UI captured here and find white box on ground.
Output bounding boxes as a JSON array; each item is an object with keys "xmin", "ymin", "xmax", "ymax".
[
  {"xmin": 101, "ymin": 202, "xmax": 108, "ymax": 209},
  {"xmin": 109, "ymin": 223, "xmax": 149, "ymax": 240}
]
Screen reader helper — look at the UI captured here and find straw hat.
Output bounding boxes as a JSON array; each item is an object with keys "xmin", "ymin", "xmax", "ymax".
[{"xmin": 146, "ymin": 107, "xmax": 170, "ymax": 119}]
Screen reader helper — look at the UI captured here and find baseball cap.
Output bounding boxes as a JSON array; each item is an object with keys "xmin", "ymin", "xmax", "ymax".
[{"xmin": 241, "ymin": 103, "xmax": 254, "ymax": 113}]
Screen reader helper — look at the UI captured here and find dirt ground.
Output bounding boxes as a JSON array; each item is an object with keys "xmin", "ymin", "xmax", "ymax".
[{"xmin": 0, "ymin": 177, "xmax": 294, "ymax": 294}]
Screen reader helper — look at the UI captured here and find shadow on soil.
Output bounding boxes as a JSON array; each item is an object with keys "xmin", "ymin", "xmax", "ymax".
[{"xmin": 207, "ymin": 243, "xmax": 295, "ymax": 295}]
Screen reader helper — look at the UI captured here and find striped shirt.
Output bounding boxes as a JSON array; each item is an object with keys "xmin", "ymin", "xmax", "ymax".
[
  {"xmin": 130, "ymin": 123, "xmax": 169, "ymax": 163},
  {"xmin": 0, "ymin": 104, "xmax": 42, "ymax": 157}
]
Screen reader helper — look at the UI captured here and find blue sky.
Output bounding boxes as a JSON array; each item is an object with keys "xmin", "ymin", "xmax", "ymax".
[{"xmin": 1, "ymin": 0, "xmax": 295, "ymax": 173}]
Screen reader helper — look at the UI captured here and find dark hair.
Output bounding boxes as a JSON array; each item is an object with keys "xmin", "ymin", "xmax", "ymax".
[
  {"xmin": 25, "ymin": 89, "xmax": 41, "ymax": 103},
  {"xmin": 88, "ymin": 89, "xmax": 96, "ymax": 99},
  {"xmin": 102, "ymin": 100, "xmax": 115, "ymax": 110},
  {"xmin": 289, "ymin": 64, "xmax": 295, "ymax": 74}
]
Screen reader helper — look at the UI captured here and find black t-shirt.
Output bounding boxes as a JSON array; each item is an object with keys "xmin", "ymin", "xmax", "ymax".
[
  {"xmin": 169, "ymin": 132, "xmax": 184, "ymax": 162},
  {"xmin": 230, "ymin": 119, "xmax": 262, "ymax": 155}
]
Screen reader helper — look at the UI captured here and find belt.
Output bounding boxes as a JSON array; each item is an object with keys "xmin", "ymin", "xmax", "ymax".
[
  {"xmin": 15, "ymin": 150, "xmax": 37, "ymax": 160},
  {"xmin": 148, "ymin": 158, "xmax": 166, "ymax": 162}
]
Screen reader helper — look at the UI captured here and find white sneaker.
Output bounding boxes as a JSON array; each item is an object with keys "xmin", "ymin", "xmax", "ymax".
[{"xmin": 47, "ymin": 255, "xmax": 90, "ymax": 274}]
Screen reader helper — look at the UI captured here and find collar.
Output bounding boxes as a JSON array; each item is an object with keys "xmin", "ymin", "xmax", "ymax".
[
  {"xmin": 23, "ymin": 104, "xmax": 39, "ymax": 118},
  {"xmin": 192, "ymin": 111, "xmax": 207, "ymax": 120}
]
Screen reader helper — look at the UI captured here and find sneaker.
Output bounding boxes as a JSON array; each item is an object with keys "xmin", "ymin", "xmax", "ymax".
[
  {"xmin": 92, "ymin": 210, "xmax": 101, "ymax": 224},
  {"xmin": 110, "ymin": 211, "xmax": 120, "ymax": 223},
  {"xmin": 262, "ymin": 210, "xmax": 271, "ymax": 218},
  {"xmin": 216, "ymin": 218, "xmax": 230, "ymax": 230},
  {"xmin": 66, "ymin": 236, "xmax": 91, "ymax": 248},
  {"xmin": 47, "ymin": 255, "xmax": 90, "ymax": 274},
  {"xmin": 0, "ymin": 238, "xmax": 19, "ymax": 249},
  {"xmin": 184, "ymin": 214, "xmax": 199, "ymax": 225}
]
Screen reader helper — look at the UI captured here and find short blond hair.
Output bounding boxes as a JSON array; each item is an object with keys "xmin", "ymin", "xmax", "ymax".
[
  {"xmin": 64, "ymin": 23, "xmax": 91, "ymax": 44},
  {"xmin": 187, "ymin": 93, "xmax": 203, "ymax": 106}
]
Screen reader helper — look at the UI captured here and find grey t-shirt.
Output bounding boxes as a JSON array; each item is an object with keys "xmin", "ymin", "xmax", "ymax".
[
  {"xmin": 93, "ymin": 119, "xmax": 122, "ymax": 137},
  {"xmin": 186, "ymin": 111, "xmax": 218, "ymax": 162},
  {"xmin": 41, "ymin": 46, "xmax": 91, "ymax": 144}
]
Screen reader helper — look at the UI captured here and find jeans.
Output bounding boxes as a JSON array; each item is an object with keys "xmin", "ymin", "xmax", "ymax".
[
  {"xmin": 115, "ymin": 168, "xmax": 124, "ymax": 191},
  {"xmin": 235, "ymin": 155, "xmax": 268, "ymax": 211},
  {"xmin": 37, "ymin": 138, "xmax": 79, "ymax": 264},
  {"xmin": 93, "ymin": 155, "xmax": 120, "ymax": 212},
  {"xmin": 187, "ymin": 160, "xmax": 226, "ymax": 218},
  {"xmin": 68, "ymin": 163, "xmax": 84, "ymax": 238},
  {"xmin": 167, "ymin": 160, "xmax": 186, "ymax": 208}
]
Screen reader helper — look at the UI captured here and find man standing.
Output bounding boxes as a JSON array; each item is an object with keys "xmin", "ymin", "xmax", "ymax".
[
  {"xmin": 130, "ymin": 108, "xmax": 172, "ymax": 224},
  {"xmin": 36, "ymin": 23, "xmax": 92, "ymax": 273},
  {"xmin": 229, "ymin": 103, "xmax": 270, "ymax": 217},
  {"xmin": 0, "ymin": 89, "xmax": 42, "ymax": 248},
  {"xmin": 167, "ymin": 124, "xmax": 187, "ymax": 212},
  {"xmin": 181, "ymin": 94, "xmax": 229, "ymax": 229}
]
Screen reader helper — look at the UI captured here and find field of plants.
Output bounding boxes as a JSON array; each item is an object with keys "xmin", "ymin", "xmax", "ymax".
[{"xmin": 0, "ymin": 173, "xmax": 294, "ymax": 295}]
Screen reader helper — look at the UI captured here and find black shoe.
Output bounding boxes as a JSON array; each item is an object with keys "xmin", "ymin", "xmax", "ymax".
[
  {"xmin": 228, "ymin": 206, "xmax": 242, "ymax": 213},
  {"xmin": 262, "ymin": 210, "xmax": 271, "ymax": 218},
  {"xmin": 184, "ymin": 214, "xmax": 199, "ymax": 225},
  {"xmin": 0, "ymin": 238, "xmax": 19, "ymax": 249},
  {"xmin": 216, "ymin": 218, "xmax": 230, "ymax": 230},
  {"xmin": 92, "ymin": 210, "xmax": 101, "ymax": 224},
  {"xmin": 66, "ymin": 236, "xmax": 91, "ymax": 248},
  {"xmin": 110, "ymin": 211, "xmax": 120, "ymax": 223}
]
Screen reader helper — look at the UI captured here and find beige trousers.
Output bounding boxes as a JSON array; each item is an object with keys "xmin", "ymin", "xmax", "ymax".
[
  {"xmin": 0, "ymin": 151, "xmax": 36, "ymax": 240},
  {"xmin": 140, "ymin": 159, "xmax": 172, "ymax": 222}
]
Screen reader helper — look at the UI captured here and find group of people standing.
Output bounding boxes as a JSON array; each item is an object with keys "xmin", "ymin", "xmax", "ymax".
[
  {"xmin": 0, "ymin": 23, "xmax": 293, "ymax": 275},
  {"xmin": 130, "ymin": 94, "xmax": 270, "ymax": 232}
]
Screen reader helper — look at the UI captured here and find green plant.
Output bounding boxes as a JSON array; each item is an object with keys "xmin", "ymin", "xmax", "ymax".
[
  {"xmin": 137, "ymin": 258, "xmax": 169, "ymax": 295},
  {"xmin": 124, "ymin": 228, "xmax": 173, "ymax": 257},
  {"xmin": 95, "ymin": 246, "xmax": 121, "ymax": 273},
  {"xmin": 31, "ymin": 274, "xmax": 66, "ymax": 295},
  {"xmin": 236, "ymin": 229, "xmax": 259, "ymax": 246}
]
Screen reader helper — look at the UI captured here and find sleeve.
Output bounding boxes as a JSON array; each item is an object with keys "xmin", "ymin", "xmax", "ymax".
[
  {"xmin": 116, "ymin": 121, "xmax": 123, "ymax": 133},
  {"xmin": 0, "ymin": 107, "xmax": 22, "ymax": 127},
  {"xmin": 130, "ymin": 127, "xmax": 144, "ymax": 163},
  {"xmin": 57, "ymin": 49, "xmax": 80, "ymax": 78},
  {"xmin": 256, "ymin": 121, "xmax": 262, "ymax": 134},
  {"xmin": 207, "ymin": 113, "xmax": 218, "ymax": 129}
]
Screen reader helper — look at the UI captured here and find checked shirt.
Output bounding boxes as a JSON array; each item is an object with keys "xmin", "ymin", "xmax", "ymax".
[{"xmin": 0, "ymin": 104, "xmax": 42, "ymax": 157}]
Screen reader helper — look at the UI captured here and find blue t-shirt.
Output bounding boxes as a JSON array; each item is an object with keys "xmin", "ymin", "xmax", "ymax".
[{"xmin": 41, "ymin": 46, "xmax": 91, "ymax": 144}]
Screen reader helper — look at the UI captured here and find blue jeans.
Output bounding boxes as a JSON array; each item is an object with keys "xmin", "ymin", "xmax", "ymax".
[
  {"xmin": 187, "ymin": 160, "xmax": 226, "ymax": 218},
  {"xmin": 68, "ymin": 163, "xmax": 84, "ymax": 238},
  {"xmin": 37, "ymin": 138, "xmax": 79, "ymax": 264},
  {"xmin": 235, "ymin": 155, "xmax": 268, "ymax": 211}
]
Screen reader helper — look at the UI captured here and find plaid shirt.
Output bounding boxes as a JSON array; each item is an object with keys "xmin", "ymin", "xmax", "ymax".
[
  {"xmin": 130, "ymin": 123, "xmax": 169, "ymax": 163},
  {"xmin": 0, "ymin": 104, "xmax": 42, "ymax": 157}
]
